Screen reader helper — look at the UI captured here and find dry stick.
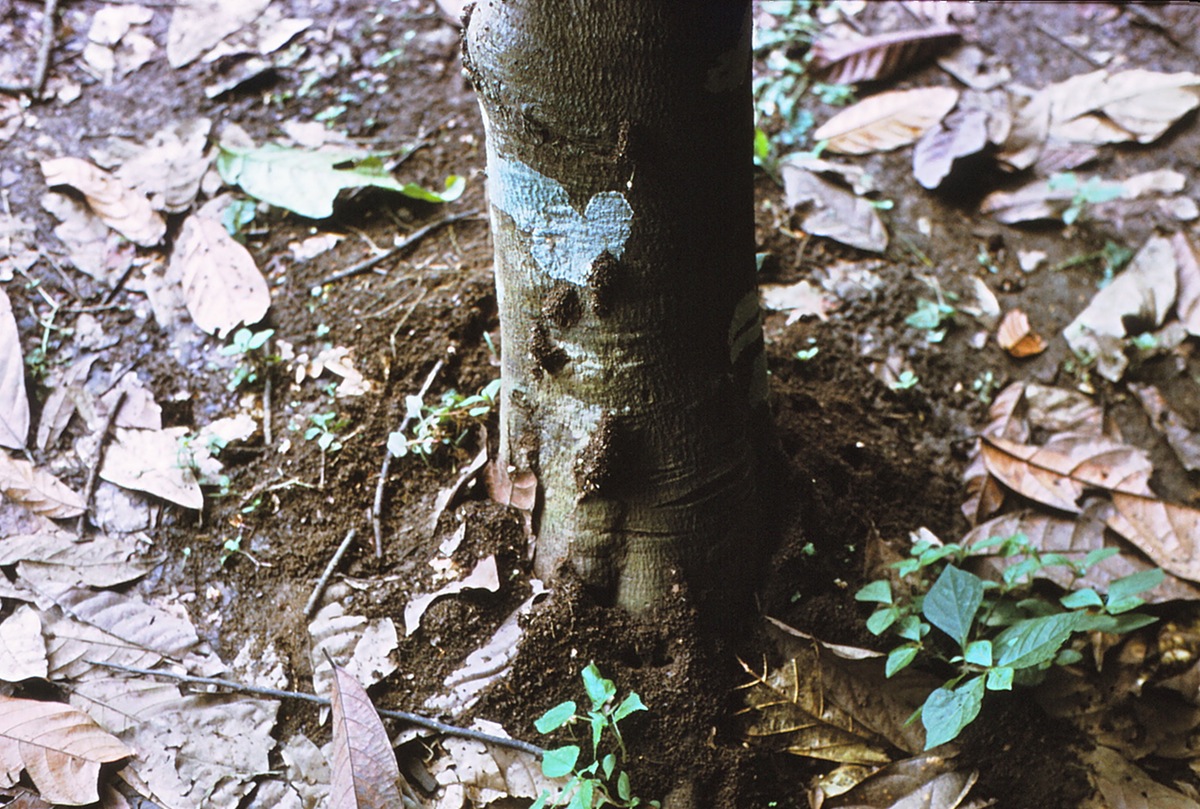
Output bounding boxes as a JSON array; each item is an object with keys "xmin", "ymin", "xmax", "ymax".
[
  {"xmin": 87, "ymin": 660, "xmax": 546, "ymax": 758},
  {"xmin": 1033, "ymin": 23, "xmax": 1104, "ymax": 69},
  {"xmin": 76, "ymin": 391, "xmax": 127, "ymax": 538},
  {"xmin": 372, "ymin": 358, "xmax": 444, "ymax": 557},
  {"xmin": 320, "ymin": 211, "xmax": 480, "ymax": 287},
  {"xmin": 304, "ymin": 527, "xmax": 359, "ymax": 618}
]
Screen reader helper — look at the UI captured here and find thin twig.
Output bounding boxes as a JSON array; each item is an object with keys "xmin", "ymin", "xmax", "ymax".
[
  {"xmin": 262, "ymin": 371, "xmax": 274, "ymax": 448},
  {"xmin": 76, "ymin": 391, "xmax": 126, "ymax": 538},
  {"xmin": 304, "ymin": 527, "xmax": 359, "ymax": 618},
  {"xmin": 1033, "ymin": 23, "xmax": 1104, "ymax": 69},
  {"xmin": 319, "ymin": 211, "xmax": 479, "ymax": 287},
  {"xmin": 87, "ymin": 660, "xmax": 546, "ymax": 758},
  {"xmin": 372, "ymin": 359, "xmax": 443, "ymax": 557}
]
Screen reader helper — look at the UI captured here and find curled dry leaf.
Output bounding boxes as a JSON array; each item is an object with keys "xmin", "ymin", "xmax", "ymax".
[
  {"xmin": 821, "ymin": 752, "xmax": 977, "ymax": 809},
  {"xmin": 1107, "ymin": 493, "xmax": 1200, "ymax": 585},
  {"xmin": 40, "ymin": 157, "xmax": 165, "ymax": 247},
  {"xmin": 780, "ymin": 164, "xmax": 888, "ymax": 253},
  {"xmin": 328, "ymin": 663, "xmax": 408, "ymax": 809},
  {"xmin": 1173, "ymin": 231, "xmax": 1200, "ymax": 336},
  {"xmin": 996, "ymin": 309, "xmax": 1047, "ymax": 358},
  {"xmin": 0, "ymin": 287, "xmax": 29, "ymax": 449},
  {"xmin": 0, "ymin": 452, "xmax": 86, "ymax": 518},
  {"xmin": 813, "ymin": 86, "xmax": 959, "ymax": 155},
  {"xmin": 912, "ymin": 108, "xmax": 989, "ymax": 189},
  {"xmin": 404, "ymin": 555, "xmax": 500, "ymax": 636},
  {"xmin": 809, "ymin": 25, "xmax": 961, "ymax": 85},
  {"xmin": 0, "ymin": 694, "xmax": 131, "ymax": 806},
  {"xmin": 168, "ymin": 214, "xmax": 270, "ymax": 338},
  {"xmin": 1044, "ymin": 69, "xmax": 1200, "ymax": 145}
]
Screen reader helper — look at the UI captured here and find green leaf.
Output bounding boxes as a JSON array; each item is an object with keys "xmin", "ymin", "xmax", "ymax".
[
  {"xmin": 1107, "ymin": 568, "xmax": 1164, "ymax": 607},
  {"xmin": 590, "ymin": 712, "xmax": 605, "ymax": 754},
  {"xmin": 542, "ymin": 746, "xmax": 580, "ymax": 779},
  {"xmin": 855, "ymin": 580, "xmax": 892, "ymax": 604},
  {"xmin": 531, "ymin": 790, "xmax": 551, "ymax": 809},
  {"xmin": 867, "ymin": 606, "xmax": 899, "ymax": 635},
  {"xmin": 922, "ymin": 676, "xmax": 985, "ymax": 749},
  {"xmin": 572, "ymin": 779, "xmax": 595, "ymax": 809},
  {"xmin": 1055, "ymin": 648, "xmax": 1083, "ymax": 666},
  {"xmin": 923, "ymin": 566, "xmax": 984, "ymax": 648},
  {"xmin": 1002, "ymin": 557, "xmax": 1042, "ymax": 587},
  {"xmin": 886, "ymin": 644, "xmax": 919, "ymax": 677},
  {"xmin": 1081, "ymin": 547, "xmax": 1120, "ymax": 571},
  {"xmin": 613, "ymin": 692, "xmax": 647, "ymax": 723},
  {"xmin": 986, "ymin": 666, "xmax": 1014, "ymax": 691},
  {"xmin": 1077, "ymin": 612, "xmax": 1158, "ymax": 634},
  {"xmin": 582, "ymin": 664, "xmax": 616, "ymax": 710},
  {"xmin": 618, "ymin": 770, "xmax": 632, "ymax": 802},
  {"xmin": 601, "ymin": 753, "xmax": 615, "ymax": 780},
  {"xmin": 536, "ymin": 701, "xmax": 577, "ymax": 734},
  {"xmin": 216, "ymin": 143, "xmax": 465, "ymax": 219},
  {"xmin": 993, "ymin": 612, "xmax": 1081, "ymax": 669},
  {"xmin": 964, "ymin": 640, "xmax": 992, "ymax": 667},
  {"xmin": 1060, "ymin": 589, "xmax": 1103, "ymax": 609},
  {"xmin": 896, "ymin": 615, "xmax": 929, "ymax": 642}
]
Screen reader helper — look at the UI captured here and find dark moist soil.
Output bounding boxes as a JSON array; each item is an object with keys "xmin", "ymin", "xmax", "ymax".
[{"xmin": 5, "ymin": 1, "xmax": 1200, "ymax": 808}]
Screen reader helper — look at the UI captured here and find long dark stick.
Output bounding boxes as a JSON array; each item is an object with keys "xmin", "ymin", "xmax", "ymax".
[{"xmin": 320, "ymin": 211, "xmax": 479, "ymax": 287}]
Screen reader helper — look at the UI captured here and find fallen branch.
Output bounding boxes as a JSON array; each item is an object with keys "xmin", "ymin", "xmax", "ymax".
[
  {"xmin": 304, "ymin": 527, "xmax": 359, "ymax": 618},
  {"xmin": 76, "ymin": 390, "xmax": 126, "ymax": 538},
  {"xmin": 88, "ymin": 659, "xmax": 546, "ymax": 758},
  {"xmin": 372, "ymin": 359, "xmax": 443, "ymax": 557},
  {"xmin": 320, "ymin": 211, "xmax": 480, "ymax": 287}
]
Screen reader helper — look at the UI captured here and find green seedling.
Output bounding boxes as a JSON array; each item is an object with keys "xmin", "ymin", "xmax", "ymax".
[
  {"xmin": 856, "ymin": 533, "xmax": 1162, "ymax": 748},
  {"xmin": 219, "ymin": 328, "xmax": 277, "ymax": 391},
  {"xmin": 972, "ymin": 370, "xmax": 998, "ymax": 405},
  {"xmin": 305, "ymin": 412, "xmax": 345, "ymax": 453},
  {"xmin": 794, "ymin": 345, "xmax": 819, "ymax": 362},
  {"xmin": 388, "ymin": 379, "xmax": 500, "ymax": 461},
  {"xmin": 1047, "ymin": 173, "xmax": 1126, "ymax": 226},
  {"xmin": 532, "ymin": 664, "xmax": 660, "ymax": 809},
  {"xmin": 889, "ymin": 370, "xmax": 919, "ymax": 391}
]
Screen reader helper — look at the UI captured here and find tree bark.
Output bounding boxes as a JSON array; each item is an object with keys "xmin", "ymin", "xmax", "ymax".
[{"xmin": 465, "ymin": 0, "xmax": 763, "ymax": 612}]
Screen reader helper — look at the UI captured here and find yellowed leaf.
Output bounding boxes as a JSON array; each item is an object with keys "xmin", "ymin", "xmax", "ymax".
[
  {"xmin": 814, "ymin": 86, "xmax": 959, "ymax": 155},
  {"xmin": 0, "ymin": 694, "xmax": 131, "ymax": 806},
  {"xmin": 168, "ymin": 214, "xmax": 270, "ymax": 338},
  {"xmin": 39, "ymin": 157, "xmax": 165, "ymax": 247},
  {"xmin": 1108, "ymin": 492, "xmax": 1200, "ymax": 584},
  {"xmin": 0, "ymin": 452, "xmax": 86, "ymax": 518}
]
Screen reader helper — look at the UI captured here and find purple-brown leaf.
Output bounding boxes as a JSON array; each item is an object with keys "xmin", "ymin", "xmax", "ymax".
[
  {"xmin": 810, "ymin": 26, "xmax": 961, "ymax": 85},
  {"xmin": 328, "ymin": 663, "xmax": 406, "ymax": 809}
]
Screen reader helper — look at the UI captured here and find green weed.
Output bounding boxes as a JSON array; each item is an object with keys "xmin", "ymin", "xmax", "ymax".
[
  {"xmin": 387, "ymin": 379, "xmax": 500, "ymax": 461},
  {"xmin": 856, "ymin": 533, "xmax": 1161, "ymax": 748},
  {"xmin": 219, "ymin": 327, "xmax": 277, "ymax": 391},
  {"xmin": 305, "ymin": 412, "xmax": 346, "ymax": 453},
  {"xmin": 532, "ymin": 664, "xmax": 660, "ymax": 809},
  {"xmin": 1047, "ymin": 173, "xmax": 1126, "ymax": 226}
]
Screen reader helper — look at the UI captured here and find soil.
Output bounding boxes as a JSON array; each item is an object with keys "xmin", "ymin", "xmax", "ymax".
[{"xmin": 3, "ymin": 1, "xmax": 1200, "ymax": 808}]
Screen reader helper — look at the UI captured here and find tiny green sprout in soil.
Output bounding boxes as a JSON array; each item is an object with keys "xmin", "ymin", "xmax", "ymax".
[
  {"xmin": 531, "ymin": 663, "xmax": 660, "ymax": 809},
  {"xmin": 855, "ymin": 533, "xmax": 1162, "ymax": 748},
  {"xmin": 305, "ymin": 412, "xmax": 346, "ymax": 452},
  {"xmin": 889, "ymin": 370, "xmax": 919, "ymax": 391},
  {"xmin": 388, "ymin": 378, "xmax": 500, "ymax": 462},
  {"xmin": 1047, "ymin": 172, "xmax": 1126, "ymax": 226}
]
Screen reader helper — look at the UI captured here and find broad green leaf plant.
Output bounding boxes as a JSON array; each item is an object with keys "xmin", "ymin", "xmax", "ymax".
[
  {"xmin": 532, "ymin": 664, "xmax": 660, "ymax": 809},
  {"xmin": 856, "ymin": 532, "xmax": 1163, "ymax": 749}
]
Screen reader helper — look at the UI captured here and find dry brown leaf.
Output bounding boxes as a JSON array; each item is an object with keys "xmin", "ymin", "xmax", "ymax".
[
  {"xmin": 0, "ymin": 605, "xmax": 48, "ymax": 682},
  {"xmin": 40, "ymin": 157, "xmax": 165, "ymax": 247},
  {"xmin": 813, "ymin": 86, "xmax": 959, "ymax": 155},
  {"xmin": 912, "ymin": 107, "xmax": 989, "ymax": 189},
  {"xmin": 99, "ymin": 426, "xmax": 203, "ymax": 509},
  {"xmin": 981, "ymin": 435, "xmax": 1152, "ymax": 515},
  {"xmin": 1080, "ymin": 745, "xmax": 1200, "ymax": 809},
  {"xmin": 809, "ymin": 26, "xmax": 961, "ymax": 85},
  {"xmin": 1044, "ymin": 69, "xmax": 1200, "ymax": 145},
  {"xmin": 780, "ymin": 165, "xmax": 889, "ymax": 253},
  {"xmin": 168, "ymin": 214, "xmax": 270, "ymax": 338},
  {"xmin": 0, "ymin": 533, "xmax": 156, "ymax": 588},
  {"xmin": 0, "ymin": 287, "xmax": 29, "ymax": 449},
  {"xmin": 0, "ymin": 695, "xmax": 131, "ymax": 806},
  {"xmin": 961, "ymin": 382, "xmax": 1027, "ymax": 525},
  {"xmin": 405, "ymin": 555, "xmax": 500, "ymax": 636},
  {"xmin": 328, "ymin": 663, "xmax": 409, "ymax": 809},
  {"xmin": 1107, "ymin": 492, "xmax": 1200, "ymax": 584},
  {"xmin": 485, "ymin": 460, "xmax": 537, "ymax": 512},
  {"xmin": 1128, "ymin": 384, "xmax": 1200, "ymax": 472},
  {"xmin": 996, "ymin": 309, "xmax": 1047, "ymax": 358},
  {"xmin": 760, "ymin": 280, "xmax": 838, "ymax": 324},
  {"xmin": 110, "ymin": 118, "xmax": 213, "ymax": 213},
  {"xmin": 822, "ymin": 752, "xmax": 977, "ymax": 809},
  {"xmin": 1173, "ymin": 231, "xmax": 1200, "ymax": 336},
  {"xmin": 0, "ymin": 452, "xmax": 86, "ymax": 518},
  {"xmin": 996, "ymin": 90, "xmax": 1050, "ymax": 172},
  {"xmin": 167, "ymin": 0, "xmax": 271, "ymax": 67}
]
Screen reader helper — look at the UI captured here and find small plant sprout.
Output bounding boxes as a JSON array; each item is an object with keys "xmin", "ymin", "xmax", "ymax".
[
  {"xmin": 905, "ymin": 280, "xmax": 958, "ymax": 343},
  {"xmin": 387, "ymin": 379, "xmax": 501, "ymax": 461},
  {"xmin": 889, "ymin": 370, "xmax": 919, "ymax": 391},
  {"xmin": 972, "ymin": 370, "xmax": 998, "ymax": 404},
  {"xmin": 219, "ymin": 327, "xmax": 277, "ymax": 391},
  {"xmin": 532, "ymin": 664, "xmax": 659, "ymax": 809},
  {"xmin": 855, "ymin": 532, "xmax": 1162, "ymax": 748},
  {"xmin": 794, "ymin": 340, "xmax": 819, "ymax": 362},
  {"xmin": 1047, "ymin": 172, "xmax": 1126, "ymax": 226},
  {"xmin": 305, "ymin": 412, "xmax": 345, "ymax": 453}
]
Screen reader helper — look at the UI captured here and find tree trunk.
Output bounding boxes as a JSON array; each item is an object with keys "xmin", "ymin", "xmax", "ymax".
[{"xmin": 465, "ymin": 0, "xmax": 763, "ymax": 613}]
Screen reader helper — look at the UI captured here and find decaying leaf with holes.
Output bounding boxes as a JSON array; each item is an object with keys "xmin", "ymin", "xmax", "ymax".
[{"xmin": 39, "ymin": 157, "xmax": 166, "ymax": 247}]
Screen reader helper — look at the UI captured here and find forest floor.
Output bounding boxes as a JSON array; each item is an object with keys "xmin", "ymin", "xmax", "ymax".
[{"xmin": 2, "ymin": 1, "xmax": 1200, "ymax": 808}]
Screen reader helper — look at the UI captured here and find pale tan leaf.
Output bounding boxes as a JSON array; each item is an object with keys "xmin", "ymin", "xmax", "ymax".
[
  {"xmin": 0, "ymin": 694, "xmax": 130, "ymax": 806},
  {"xmin": 996, "ymin": 89, "xmax": 1050, "ymax": 172},
  {"xmin": 912, "ymin": 108, "xmax": 988, "ymax": 189},
  {"xmin": 1173, "ymin": 231, "xmax": 1200, "ymax": 336},
  {"xmin": 168, "ymin": 214, "xmax": 270, "ymax": 338},
  {"xmin": 1045, "ymin": 69, "xmax": 1200, "ymax": 145},
  {"xmin": 0, "ymin": 452, "xmax": 86, "ymax": 518},
  {"xmin": 814, "ymin": 87, "xmax": 959, "ymax": 155},
  {"xmin": 0, "ymin": 287, "xmax": 29, "ymax": 449},
  {"xmin": 1080, "ymin": 745, "xmax": 1200, "ymax": 809},
  {"xmin": 937, "ymin": 43, "xmax": 1011, "ymax": 91},
  {"xmin": 433, "ymin": 720, "xmax": 556, "ymax": 805},
  {"xmin": 0, "ymin": 533, "xmax": 157, "ymax": 588},
  {"xmin": 760, "ymin": 280, "xmax": 838, "ymax": 324},
  {"xmin": 68, "ymin": 677, "xmax": 183, "ymax": 735},
  {"xmin": 405, "ymin": 555, "xmax": 500, "ymax": 636},
  {"xmin": 809, "ymin": 26, "xmax": 961, "ymax": 85},
  {"xmin": 328, "ymin": 663, "xmax": 406, "ymax": 809},
  {"xmin": 822, "ymin": 752, "xmax": 976, "ymax": 809},
  {"xmin": 996, "ymin": 309, "xmax": 1046, "ymax": 358},
  {"xmin": 39, "ymin": 157, "xmax": 165, "ymax": 247},
  {"xmin": 981, "ymin": 435, "xmax": 1153, "ymax": 514},
  {"xmin": 1108, "ymin": 492, "xmax": 1200, "ymax": 584},
  {"xmin": 40, "ymin": 192, "xmax": 134, "ymax": 286},
  {"xmin": 780, "ymin": 165, "xmax": 888, "ymax": 252},
  {"xmin": 0, "ymin": 605, "xmax": 48, "ymax": 681},
  {"xmin": 961, "ymin": 507, "xmax": 1200, "ymax": 604},
  {"xmin": 109, "ymin": 118, "xmax": 213, "ymax": 214},
  {"xmin": 309, "ymin": 604, "xmax": 398, "ymax": 707},
  {"xmin": 1128, "ymin": 383, "xmax": 1200, "ymax": 472},
  {"xmin": 979, "ymin": 178, "xmax": 1076, "ymax": 224},
  {"xmin": 167, "ymin": 0, "xmax": 271, "ymax": 67},
  {"xmin": 36, "ymin": 354, "xmax": 99, "ymax": 451},
  {"xmin": 99, "ymin": 427, "xmax": 203, "ymax": 510}
]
